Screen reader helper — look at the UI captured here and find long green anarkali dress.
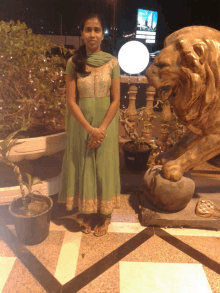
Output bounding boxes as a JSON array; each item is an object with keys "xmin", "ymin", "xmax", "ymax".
[{"xmin": 58, "ymin": 51, "xmax": 121, "ymax": 216}]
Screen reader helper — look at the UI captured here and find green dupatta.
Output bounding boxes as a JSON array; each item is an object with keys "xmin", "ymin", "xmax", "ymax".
[{"xmin": 86, "ymin": 51, "xmax": 113, "ymax": 67}]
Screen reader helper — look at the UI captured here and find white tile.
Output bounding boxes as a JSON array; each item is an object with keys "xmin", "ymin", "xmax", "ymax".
[
  {"xmin": 120, "ymin": 262, "xmax": 212, "ymax": 293},
  {"xmin": 109, "ymin": 222, "xmax": 146, "ymax": 233},
  {"xmin": 0, "ymin": 257, "xmax": 16, "ymax": 292},
  {"xmin": 162, "ymin": 228, "xmax": 220, "ymax": 237},
  {"xmin": 54, "ymin": 231, "xmax": 82, "ymax": 285},
  {"xmin": 8, "ymin": 222, "xmax": 220, "ymax": 238}
]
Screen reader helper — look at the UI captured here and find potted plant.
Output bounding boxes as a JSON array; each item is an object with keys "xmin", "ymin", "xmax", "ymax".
[
  {"xmin": 119, "ymin": 109, "xmax": 152, "ymax": 170},
  {"xmin": 0, "ymin": 20, "xmax": 73, "ymax": 160},
  {"xmin": 1, "ymin": 128, "xmax": 53, "ymax": 245}
]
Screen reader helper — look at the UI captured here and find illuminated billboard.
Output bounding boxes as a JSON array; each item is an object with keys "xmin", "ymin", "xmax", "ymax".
[{"xmin": 136, "ymin": 9, "xmax": 158, "ymax": 43}]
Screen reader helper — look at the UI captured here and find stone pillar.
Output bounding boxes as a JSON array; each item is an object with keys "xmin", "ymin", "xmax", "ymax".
[{"xmin": 142, "ymin": 85, "xmax": 156, "ymax": 142}]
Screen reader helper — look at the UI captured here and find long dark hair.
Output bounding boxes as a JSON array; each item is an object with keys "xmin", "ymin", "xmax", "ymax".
[{"xmin": 72, "ymin": 13, "xmax": 105, "ymax": 75}]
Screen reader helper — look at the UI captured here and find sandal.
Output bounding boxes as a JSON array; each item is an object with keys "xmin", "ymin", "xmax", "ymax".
[
  {"xmin": 81, "ymin": 215, "xmax": 93, "ymax": 234},
  {"xmin": 94, "ymin": 218, "xmax": 111, "ymax": 237}
]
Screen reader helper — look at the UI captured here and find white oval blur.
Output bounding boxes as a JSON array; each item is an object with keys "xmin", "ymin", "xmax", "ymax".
[{"xmin": 118, "ymin": 41, "xmax": 149, "ymax": 74}]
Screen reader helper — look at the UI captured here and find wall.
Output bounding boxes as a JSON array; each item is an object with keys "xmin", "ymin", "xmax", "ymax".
[{"xmin": 43, "ymin": 35, "xmax": 82, "ymax": 49}]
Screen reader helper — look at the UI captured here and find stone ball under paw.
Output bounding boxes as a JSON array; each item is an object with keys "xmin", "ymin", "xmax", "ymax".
[{"xmin": 142, "ymin": 165, "xmax": 195, "ymax": 212}]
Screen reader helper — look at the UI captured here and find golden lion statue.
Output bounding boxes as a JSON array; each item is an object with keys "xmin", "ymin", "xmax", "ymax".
[{"xmin": 146, "ymin": 26, "xmax": 220, "ymax": 181}]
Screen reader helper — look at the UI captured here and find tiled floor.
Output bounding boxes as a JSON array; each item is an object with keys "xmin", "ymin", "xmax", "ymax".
[
  {"xmin": 1, "ymin": 152, "xmax": 220, "ymax": 292},
  {"xmin": 1, "ymin": 190, "xmax": 220, "ymax": 293}
]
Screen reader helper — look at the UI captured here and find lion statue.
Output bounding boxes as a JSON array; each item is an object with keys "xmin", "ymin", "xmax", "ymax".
[{"xmin": 146, "ymin": 26, "xmax": 220, "ymax": 181}]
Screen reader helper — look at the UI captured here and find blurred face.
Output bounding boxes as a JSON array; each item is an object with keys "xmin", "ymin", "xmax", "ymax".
[{"xmin": 81, "ymin": 17, "xmax": 104, "ymax": 53}]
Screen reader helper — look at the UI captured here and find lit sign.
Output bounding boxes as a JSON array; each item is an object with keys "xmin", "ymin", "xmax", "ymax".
[{"xmin": 136, "ymin": 9, "xmax": 158, "ymax": 43}]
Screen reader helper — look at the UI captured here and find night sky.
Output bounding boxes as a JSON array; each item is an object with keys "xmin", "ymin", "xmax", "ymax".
[{"xmin": 1, "ymin": 0, "xmax": 220, "ymax": 51}]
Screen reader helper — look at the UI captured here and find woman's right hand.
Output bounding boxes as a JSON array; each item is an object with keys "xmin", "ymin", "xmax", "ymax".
[
  {"xmin": 90, "ymin": 128, "xmax": 106, "ymax": 141},
  {"xmin": 87, "ymin": 128, "xmax": 107, "ymax": 148}
]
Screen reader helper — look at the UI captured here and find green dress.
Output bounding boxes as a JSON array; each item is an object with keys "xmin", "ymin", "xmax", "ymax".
[{"xmin": 58, "ymin": 52, "xmax": 121, "ymax": 215}]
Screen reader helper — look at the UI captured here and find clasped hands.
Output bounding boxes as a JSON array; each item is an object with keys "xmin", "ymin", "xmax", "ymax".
[{"xmin": 87, "ymin": 127, "xmax": 107, "ymax": 148}]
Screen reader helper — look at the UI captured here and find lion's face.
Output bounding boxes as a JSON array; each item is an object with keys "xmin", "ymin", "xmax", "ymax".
[{"xmin": 146, "ymin": 26, "xmax": 220, "ymax": 125}]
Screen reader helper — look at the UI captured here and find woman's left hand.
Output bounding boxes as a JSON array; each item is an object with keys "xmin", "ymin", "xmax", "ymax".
[{"xmin": 87, "ymin": 137, "xmax": 104, "ymax": 148}]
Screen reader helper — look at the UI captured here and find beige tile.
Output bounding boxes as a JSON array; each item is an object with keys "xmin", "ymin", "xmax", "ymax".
[
  {"xmin": 75, "ymin": 233, "xmax": 135, "ymax": 293},
  {"xmin": 111, "ymin": 193, "xmax": 140, "ymax": 223},
  {"xmin": 76, "ymin": 233, "xmax": 138, "ymax": 275},
  {"xmin": 5, "ymin": 225, "xmax": 15, "ymax": 230},
  {"xmin": 174, "ymin": 236, "xmax": 220, "ymax": 261},
  {"xmin": 0, "ymin": 240, "xmax": 15, "ymax": 257},
  {"xmin": 2, "ymin": 258, "xmax": 47, "ymax": 293},
  {"xmin": 120, "ymin": 262, "xmax": 212, "ymax": 293},
  {"xmin": 55, "ymin": 231, "xmax": 82, "ymax": 285},
  {"xmin": 0, "ymin": 257, "xmax": 16, "ymax": 293},
  {"xmin": 122, "ymin": 235, "xmax": 196, "ymax": 263},
  {"xmin": 77, "ymin": 264, "xmax": 120, "ymax": 293}
]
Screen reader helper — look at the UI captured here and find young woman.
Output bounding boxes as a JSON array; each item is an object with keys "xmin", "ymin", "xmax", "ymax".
[{"xmin": 58, "ymin": 13, "xmax": 121, "ymax": 236}]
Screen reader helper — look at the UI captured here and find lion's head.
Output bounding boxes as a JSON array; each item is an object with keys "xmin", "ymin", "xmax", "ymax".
[{"xmin": 146, "ymin": 26, "xmax": 220, "ymax": 135}]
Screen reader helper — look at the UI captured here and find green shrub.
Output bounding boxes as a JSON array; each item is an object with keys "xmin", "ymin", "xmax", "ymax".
[{"xmin": 0, "ymin": 20, "xmax": 72, "ymax": 139}]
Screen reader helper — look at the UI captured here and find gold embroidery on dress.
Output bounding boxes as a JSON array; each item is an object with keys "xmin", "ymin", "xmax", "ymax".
[
  {"xmin": 65, "ymin": 193, "xmax": 121, "ymax": 214},
  {"xmin": 66, "ymin": 195, "xmax": 78, "ymax": 211},
  {"xmin": 76, "ymin": 58, "xmax": 118, "ymax": 99}
]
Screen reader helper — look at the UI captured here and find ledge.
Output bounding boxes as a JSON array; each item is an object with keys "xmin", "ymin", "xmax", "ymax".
[{"xmin": 1, "ymin": 132, "xmax": 66, "ymax": 162}]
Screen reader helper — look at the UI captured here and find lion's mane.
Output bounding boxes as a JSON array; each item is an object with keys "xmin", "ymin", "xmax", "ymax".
[{"xmin": 147, "ymin": 26, "xmax": 220, "ymax": 136}]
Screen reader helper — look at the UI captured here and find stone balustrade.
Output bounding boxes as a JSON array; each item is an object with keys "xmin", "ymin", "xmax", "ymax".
[{"xmin": 119, "ymin": 74, "xmax": 174, "ymax": 147}]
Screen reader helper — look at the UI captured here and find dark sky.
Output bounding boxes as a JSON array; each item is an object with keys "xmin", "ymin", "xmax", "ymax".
[{"xmin": 1, "ymin": 0, "xmax": 220, "ymax": 51}]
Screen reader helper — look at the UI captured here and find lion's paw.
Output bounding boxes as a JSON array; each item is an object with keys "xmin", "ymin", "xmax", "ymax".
[
  {"xmin": 155, "ymin": 152, "xmax": 176, "ymax": 165},
  {"xmin": 162, "ymin": 161, "xmax": 183, "ymax": 181}
]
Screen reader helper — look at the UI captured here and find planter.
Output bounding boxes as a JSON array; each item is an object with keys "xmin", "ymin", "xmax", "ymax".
[
  {"xmin": 9, "ymin": 194, "xmax": 53, "ymax": 245},
  {"xmin": 1, "ymin": 132, "xmax": 66, "ymax": 162},
  {"xmin": 122, "ymin": 141, "xmax": 152, "ymax": 170},
  {"xmin": 0, "ymin": 147, "xmax": 64, "ymax": 206},
  {"xmin": 0, "ymin": 174, "xmax": 61, "ymax": 205}
]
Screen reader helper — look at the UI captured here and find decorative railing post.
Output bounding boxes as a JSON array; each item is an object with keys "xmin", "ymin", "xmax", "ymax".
[
  {"xmin": 142, "ymin": 85, "xmax": 156, "ymax": 142},
  {"xmin": 159, "ymin": 101, "xmax": 172, "ymax": 150},
  {"xmin": 125, "ymin": 85, "xmax": 138, "ymax": 138}
]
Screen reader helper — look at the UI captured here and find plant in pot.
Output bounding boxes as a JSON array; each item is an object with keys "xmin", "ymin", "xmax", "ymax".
[
  {"xmin": 119, "ymin": 109, "xmax": 152, "ymax": 170},
  {"xmin": 145, "ymin": 100, "xmax": 186, "ymax": 168},
  {"xmin": 0, "ymin": 20, "xmax": 73, "ymax": 142},
  {"xmin": 0, "ymin": 128, "xmax": 53, "ymax": 245}
]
